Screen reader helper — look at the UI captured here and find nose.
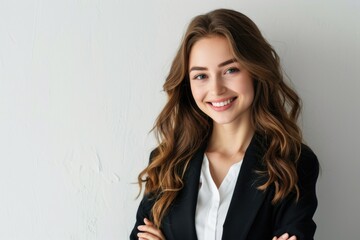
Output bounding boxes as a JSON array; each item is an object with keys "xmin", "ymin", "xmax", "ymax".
[{"xmin": 209, "ymin": 75, "xmax": 226, "ymax": 95}]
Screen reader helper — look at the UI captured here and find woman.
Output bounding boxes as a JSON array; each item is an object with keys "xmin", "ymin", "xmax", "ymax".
[{"xmin": 130, "ymin": 8, "xmax": 319, "ymax": 240}]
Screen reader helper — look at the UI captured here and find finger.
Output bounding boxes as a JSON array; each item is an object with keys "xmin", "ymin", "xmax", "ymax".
[
  {"xmin": 137, "ymin": 225, "xmax": 163, "ymax": 238},
  {"xmin": 137, "ymin": 232, "xmax": 160, "ymax": 240},
  {"xmin": 289, "ymin": 236, "xmax": 297, "ymax": 240},
  {"xmin": 141, "ymin": 218, "xmax": 165, "ymax": 239},
  {"xmin": 272, "ymin": 237, "xmax": 278, "ymax": 240},
  {"xmin": 144, "ymin": 218, "xmax": 154, "ymax": 226},
  {"xmin": 279, "ymin": 233, "xmax": 289, "ymax": 239}
]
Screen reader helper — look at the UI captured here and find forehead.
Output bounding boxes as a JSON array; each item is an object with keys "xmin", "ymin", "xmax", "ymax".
[{"xmin": 188, "ymin": 36, "xmax": 234, "ymax": 69}]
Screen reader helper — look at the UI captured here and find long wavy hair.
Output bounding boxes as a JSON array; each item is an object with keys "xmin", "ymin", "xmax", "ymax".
[{"xmin": 137, "ymin": 8, "xmax": 302, "ymax": 228}]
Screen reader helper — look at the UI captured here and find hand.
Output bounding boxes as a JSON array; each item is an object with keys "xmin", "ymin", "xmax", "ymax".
[
  {"xmin": 272, "ymin": 233, "xmax": 297, "ymax": 240},
  {"xmin": 137, "ymin": 218, "xmax": 166, "ymax": 240}
]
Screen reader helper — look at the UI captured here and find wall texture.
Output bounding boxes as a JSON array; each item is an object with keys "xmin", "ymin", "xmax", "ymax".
[{"xmin": 0, "ymin": 0, "xmax": 359, "ymax": 239}]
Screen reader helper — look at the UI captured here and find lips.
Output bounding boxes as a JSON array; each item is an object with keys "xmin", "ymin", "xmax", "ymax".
[
  {"xmin": 206, "ymin": 97, "xmax": 237, "ymax": 112},
  {"xmin": 208, "ymin": 97, "xmax": 237, "ymax": 107}
]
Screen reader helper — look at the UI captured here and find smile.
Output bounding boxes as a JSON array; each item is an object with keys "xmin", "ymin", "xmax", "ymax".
[{"xmin": 209, "ymin": 97, "xmax": 236, "ymax": 107}]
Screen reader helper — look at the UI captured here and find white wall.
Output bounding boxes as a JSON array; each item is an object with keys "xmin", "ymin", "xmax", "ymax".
[{"xmin": 0, "ymin": 0, "xmax": 359, "ymax": 239}]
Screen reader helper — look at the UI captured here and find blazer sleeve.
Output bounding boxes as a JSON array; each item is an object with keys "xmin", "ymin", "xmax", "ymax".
[
  {"xmin": 129, "ymin": 194, "xmax": 154, "ymax": 239},
  {"xmin": 272, "ymin": 145, "xmax": 320, "ymax": 240},
  {"xmin": 129, "ymin": 149, "xmax": 158, "ymax": 240}
]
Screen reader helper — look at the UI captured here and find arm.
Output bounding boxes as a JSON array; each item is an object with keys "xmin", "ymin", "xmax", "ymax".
[
  {"xmin": 130, "ymin": 149, "xmax": 159, "ymax": 240},
  {"xmin": 272, "ymin": 145, "xmax": 320, "ymax": 240},
  {"xmin": 137, "ymin": 218, "xmax": 165, "ymax": 240},
  {"xmin": 130, "ymin": 194, "xmax": 154, "ymax": 240}
]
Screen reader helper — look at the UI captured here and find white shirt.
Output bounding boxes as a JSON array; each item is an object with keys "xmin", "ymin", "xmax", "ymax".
[{"xmin": 195, "ymin": 154, "xmax": 243, "ymax": 240}]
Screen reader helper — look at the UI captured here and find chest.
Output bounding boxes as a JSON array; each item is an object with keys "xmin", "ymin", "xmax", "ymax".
[{"xmin": 206, "ymin": 152, "xmax": 244, "ymax": 188}]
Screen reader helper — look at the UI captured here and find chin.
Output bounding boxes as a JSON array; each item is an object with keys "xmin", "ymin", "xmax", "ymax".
[{"xmin": 211, "ymin": 118, "xmax": 237, "ymax": 125}]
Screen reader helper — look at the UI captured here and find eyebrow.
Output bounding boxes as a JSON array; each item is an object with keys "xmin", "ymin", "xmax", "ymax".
[{"xmin": 189, "ymin": 58, "xmax": 237, "ymax": 73}]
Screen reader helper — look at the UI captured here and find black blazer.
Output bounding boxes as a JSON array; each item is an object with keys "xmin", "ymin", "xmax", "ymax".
[{"xmin": 130, "ymin": 134, "xmax": 319, "ymax": 240}]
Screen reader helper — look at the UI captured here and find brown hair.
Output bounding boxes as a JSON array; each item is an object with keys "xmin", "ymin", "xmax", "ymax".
[{"xmin": 137, "ymin": 8, "xmax": 302, "ymax": 228}]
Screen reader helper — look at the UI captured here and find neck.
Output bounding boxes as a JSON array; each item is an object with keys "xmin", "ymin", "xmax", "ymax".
[{"xmin": 207, "ymin": 119, "xmax": 255, "ymax": 156}]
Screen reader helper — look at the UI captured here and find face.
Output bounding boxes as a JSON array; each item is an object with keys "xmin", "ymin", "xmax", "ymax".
[{"xmin": 188, "ymin": 35, "xmax": 254, "ymax": 127}]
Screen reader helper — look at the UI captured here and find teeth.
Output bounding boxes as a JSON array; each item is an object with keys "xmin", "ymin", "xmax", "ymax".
[{"xmin": 212, "ymin": 98, "xmax": 234, "ymax": 107}]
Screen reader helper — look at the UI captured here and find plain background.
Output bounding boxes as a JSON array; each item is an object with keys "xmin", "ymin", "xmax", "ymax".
[{"xmin": 1, "ymin": 0, "xmax": 359, "ymax": 239}]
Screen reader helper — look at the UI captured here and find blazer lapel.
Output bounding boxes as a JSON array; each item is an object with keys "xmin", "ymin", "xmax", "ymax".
[
  {"xmin": 164, "ymin": 145, "xmax": 206, "ymax": 240},
  {"xmin": 222, "ymin": 133, "xmax": 268, "ymax": 240},
  {"xmin": 163, "ymin": 134, "xmax": 267, "ymax": 240}
]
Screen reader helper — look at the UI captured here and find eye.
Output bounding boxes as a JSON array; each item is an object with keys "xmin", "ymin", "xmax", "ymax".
[
  {"xmin": 225, "ymin": 68, "xmax": 239, "ymax": 74},
  {"xmin": 193, "ymin": 74, "xmax": 207, "ymax": 80}
]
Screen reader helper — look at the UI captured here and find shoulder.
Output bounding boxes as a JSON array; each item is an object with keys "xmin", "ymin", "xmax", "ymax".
[
  {"xmin": 297, "ymin": 144, "xmax": 320, "ymax": 186},
  {"xmin": 299, "ymin": 144, "xmax": 319, "ymax": 170}
]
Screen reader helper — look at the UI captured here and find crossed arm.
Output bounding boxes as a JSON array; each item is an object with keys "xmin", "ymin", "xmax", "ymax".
[
  {"xmin": 136, "ymin": 218, "xmax": 297, "ymax": 240},
  {"xmin": 132, "ymin": 146, "xmax": 319, "ymax": 240}
]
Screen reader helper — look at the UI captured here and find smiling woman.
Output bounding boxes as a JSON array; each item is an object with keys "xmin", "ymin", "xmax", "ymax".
[
  {"xmin": 189, "ymin": 36, "xmax": 254, "ymax": 127},
  {"xmin": 130, "ymin": 8, "xmax": 319, "ymax": 240}
]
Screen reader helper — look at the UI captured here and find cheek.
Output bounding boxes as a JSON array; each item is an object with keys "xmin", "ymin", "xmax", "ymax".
[
  {"xmin": 190, "ymin": 84, "xmax": 205, "ymax": 103},
  {"xmin": 245, "ymin": 83, "xmax": 255, "ymax": 100},
  {"xmin": 238, "ymin": 79, "xmax": 255, "ymax": 99}
]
